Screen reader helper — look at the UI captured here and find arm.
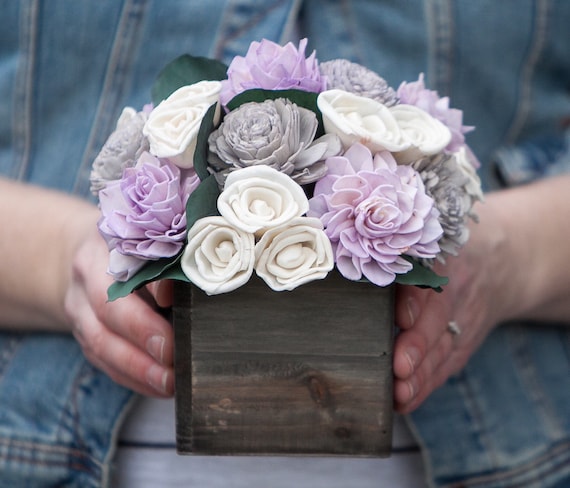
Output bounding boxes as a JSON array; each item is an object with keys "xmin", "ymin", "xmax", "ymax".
[
  {"xmin": 0, "ymin": 177, "xmax": 174, "ymax": 396},
  {"xmin": 393, "ymin": 174, "xmax": 570, "ymax": 413}
]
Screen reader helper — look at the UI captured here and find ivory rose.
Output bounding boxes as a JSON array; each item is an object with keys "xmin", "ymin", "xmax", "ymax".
[
  {"xmin": 255, "ymin": 217, "xmax": 334, "ymax": 291},
  {"xmin": 217, "ymin": 166, "xmax": 309, "ymax": 235},
  {"xmin": 389, "ymin": 104, "xmax": 452, "ymax": 163},
  {"xmin": 317, "ymin": 89, "xmax": 410, "ymax": 154},
  {"xmin": 180, "ymin": 216, "xmax": 255, "ymax": 295},
  {"xmin": 143, "ymin": 81, "xmax": 221, "ymax": 168}
]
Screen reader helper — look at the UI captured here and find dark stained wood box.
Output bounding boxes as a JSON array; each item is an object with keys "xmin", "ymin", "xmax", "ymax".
[{"xmin": 172, "ymin": 270, "xmax": 394, "ymax": 457}]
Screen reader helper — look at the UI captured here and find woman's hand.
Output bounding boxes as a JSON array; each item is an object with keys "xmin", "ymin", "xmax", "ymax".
[
  {"xmin": 393, "ymin": 175, "xmax": 570, "ymax": 413},
  {"xmin": 393, "ymin": 197, "xmax": 516, "ymax": 413},
  {"xmin": 64, "ymin": 222, "xmax": 175, "ymax": 397}
]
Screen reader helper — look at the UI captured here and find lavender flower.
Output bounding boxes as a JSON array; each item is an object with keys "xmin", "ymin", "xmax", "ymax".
[
  {"xmin": 90, "ymin": 107, "xmax": 150, "ymax": 194},
  {"xmin": 397, "ymin": 74, "xmax": 474, "ymax": 155},
  {"xmin": 98, "ymin": 152, "xmax": 200, "ymax": 281},
  {"xmin": 208, "ymin": 98, "xmax": 341, "ymax": 187},
  {"xmin": 320, "ymin": 59, "xmax": 398, "ymax": 106},
  {"xmin": 308, "ymin": 143, "xmax": 442, "ymax": 286},
  {"xmin": 219, "ymin": 38, "xmax": 326, "ymax": 107}
]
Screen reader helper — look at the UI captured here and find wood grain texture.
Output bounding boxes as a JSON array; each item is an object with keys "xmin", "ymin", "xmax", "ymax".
[{"xmin": 173, "ymin": 270, "xmax": 394, "ymax": 457}]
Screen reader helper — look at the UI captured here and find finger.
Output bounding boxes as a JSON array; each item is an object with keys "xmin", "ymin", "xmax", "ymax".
[
  {"xmin": 147, "ymin": 280, "xmax": 174, "ymax": 308},
  {"xmin": 395, "ymin": 285, "xmax": 426, "ymax": 330},
  {"xmin": 393, "ymin": 292, "xmax": 451, "ymax": 380},
  {"xmin": 100, "ymin": 295, "xmax": 174, "ymax": 367},
  {"xmin": 394, "ymin": 330, "xmax": 455, "ymax": 409},
  {"xmin": 73, "ymin": 313, "xmax": 174, "ymax": 396}
]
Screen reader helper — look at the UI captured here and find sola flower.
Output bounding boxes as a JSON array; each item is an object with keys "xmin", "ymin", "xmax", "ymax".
[
  {"xmin": 98, "ymin": 152, "xmax": 200, "ymax": 281},
  {"xmin": 219, "ymin": 38, "xmax": 325, "ymax": 107},
  {"xmin": 208, "ymin": 98, "xmax": 342, "ymax": 187},
  {"xmin": 320, "ymin": 59, "xmax": 398, "ymax": 106},
  {"xmin": 308, "ymin": 143, "xmax": 442, "ymax": 286},
  {"xmin": 90, "ymin": 107, "xmax": 150, "ymax": 194},
  {"xmin": 397, "ymin": 74, "xmax": 474, "ymax": 155},
  {"xmin": 412, "ymin": 148, "xmax": 483, "ymax": 261}
]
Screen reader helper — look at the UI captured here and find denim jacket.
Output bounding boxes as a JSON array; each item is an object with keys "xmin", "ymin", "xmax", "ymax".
[{"xmin": 1, "ymin": 1, "xmax": 569, "ymax": 486}]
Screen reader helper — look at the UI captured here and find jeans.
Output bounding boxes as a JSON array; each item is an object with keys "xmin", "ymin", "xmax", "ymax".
[{"xmin": 1, "ymin": 1, "xmax": 569, "ymax": 486}]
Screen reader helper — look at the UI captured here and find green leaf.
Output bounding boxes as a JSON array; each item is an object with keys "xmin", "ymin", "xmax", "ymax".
[
  {"xmin": 394, "ymin": 257, "xmax": 449, "ymax": 292},
  {"xmin": 226, "ymin": 89, "xmax": 325, "ymax": 137},
  {"xmin": 185, "ymin": 173, "xmax": 220, "ymax": 229},
  {"xmin": 151, "ymin": 54, "xmax": 228, "ymax": 105},
  {"xmin": 193, "ymin": 103, "xmax": 219, "ymax": 181},
  {"xmin": 107, "ymin": 257, "xmax": 185, "ymax": 301}
]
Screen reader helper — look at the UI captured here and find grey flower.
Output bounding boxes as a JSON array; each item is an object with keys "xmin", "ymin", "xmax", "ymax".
[
  {"xmin": 207, "ymin": 98, "xmax": 342, "ymax": 188},
  {"xmin": 412, "ymin": 152, "xmax": 482, "ymax": 262},
  {"xmin": 320, "ymin": 59, "xmax": 399, "ymax": 107},
  {"xmin": 90, "ymin": 108, "xmax": 150, "ymax": 194}
]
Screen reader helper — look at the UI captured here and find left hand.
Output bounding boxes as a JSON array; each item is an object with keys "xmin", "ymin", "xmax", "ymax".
[{"xmin": 392, "ymin": 198, "xmax": 520, "ymax": 413}]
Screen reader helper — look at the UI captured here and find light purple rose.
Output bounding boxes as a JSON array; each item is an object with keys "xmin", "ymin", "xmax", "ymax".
[
  {"xmin": 98, "ymin": 152, "xmax": 200, "ymax": 281},
  {"xmin": 397, "ymin": 74, "xmax": 476, "ymax": 159},
  {"xmin": 219, "ymin": 38, "xmax": 325, "ymax": 107},
  {"xmin": 308, "ymin": 143, "xmax": 443, "ymax": 286}
]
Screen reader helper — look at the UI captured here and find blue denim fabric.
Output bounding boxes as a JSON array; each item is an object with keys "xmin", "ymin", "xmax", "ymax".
[{"xmin": 1, "ymin": 0, "xmax": 569, "ymax": 486}]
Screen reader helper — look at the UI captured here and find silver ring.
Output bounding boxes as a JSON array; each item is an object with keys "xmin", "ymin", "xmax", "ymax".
[{"xmin": 447, "ymin": 320, "xmax": 461, "ymax": 336}]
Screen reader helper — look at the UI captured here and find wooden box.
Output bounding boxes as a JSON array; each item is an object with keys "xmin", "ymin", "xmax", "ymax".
[{"xmin": 172, "ymin": 270, "xmax": 394, "ymax": 457}]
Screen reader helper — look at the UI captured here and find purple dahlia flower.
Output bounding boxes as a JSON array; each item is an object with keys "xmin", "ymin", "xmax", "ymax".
[
  {"xmin": 219, "ymin": 38, "xmax": 325, "ymax": 107},
  {"xmin": 98, "ymin": 152, "xmax": 200, "ymax": 281},
  {"xmin": 308, "ymin": 143, "xmax": 442, "ymax": 286}
]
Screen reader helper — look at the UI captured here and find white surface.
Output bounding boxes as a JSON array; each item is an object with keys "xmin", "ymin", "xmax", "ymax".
[{"xmin": 112, "ymin": 397, "xmax": 428, "ymax": 487}]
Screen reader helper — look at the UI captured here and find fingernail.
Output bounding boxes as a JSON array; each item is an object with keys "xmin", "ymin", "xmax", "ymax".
[
  {"xmin": 406, "ymin": 380, "xmax": 415, "ymax": 401},
  {"xmin": 406, "ymin": 297, "xmax": 419, "ymax": 326},
  {"xmin": 147, "ymin": 364, "xmax": 168, "ymax": 394},
  {"xmin": 147, "ymin": 336, "xmax": 165, "ymax": 364},
  {"xmin": 405, "ymin": 347, "xmax": 421, "ymax": 373}
]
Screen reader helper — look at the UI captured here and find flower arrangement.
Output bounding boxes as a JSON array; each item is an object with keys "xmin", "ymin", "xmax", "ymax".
[{"xmin": 91, "ymin": 39, "xmax": 482, "ymax": 300}]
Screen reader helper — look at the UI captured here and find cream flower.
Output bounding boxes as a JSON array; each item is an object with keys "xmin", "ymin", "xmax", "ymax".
[
  {"xmin": 180, "ymin": 216, "xmax": 255, "ymax": 295},
  {"xmin": 316, "ymin": 89, "xmax": 410, "ymax": 153},
  {"xmin": 143, "ymin": 81, "xmax": 221, "ymax": 168},
  {"xmin": 389, "ymin": 104, "xmax": 452, "ymax": 163},
  {"xmin": 217, "ymin": 166, "xmax": 309, "ymax": 235},
  {"xmin": 255, "ymin": 217, "xmax": 333, "ymax": 291}
]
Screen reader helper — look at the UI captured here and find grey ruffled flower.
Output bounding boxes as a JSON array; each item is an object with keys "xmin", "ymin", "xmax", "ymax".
[
  {"xmin": 208, "ymin": 98, "xmax": 342, "ymax": 187},
  {"xmin": 90, "ymin": 107, "xmax": 150, "ymax": 194},
  {"xmin": 320, "ymin": 59, "xmax": 399, "ymax": 107},
  {"xmin": 412, "ymin": 152, "xmax": 482, "ymax": 262}
]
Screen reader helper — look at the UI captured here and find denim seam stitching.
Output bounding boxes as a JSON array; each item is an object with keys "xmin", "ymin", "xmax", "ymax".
[
  {"xmin": 425, "ymin": 0, "xmax": 454, "ymax": 95},
  {"xmin": 73, "ymin": 0, "xmax": 149, "ymax": 198},
  {"xmin": 443, "ymin": 438, "xmax": 570, "ymax": 488},
  {"xmin": 504, "ymin": 0, "xmax": 550, "ymax": 145},
  {"xmin": 12, "ymin": 0, "xmax": 39, "ymax": 181},
  {"xmin": 213, "ymin": 0, "xmax": 298, "ymax": 61}
]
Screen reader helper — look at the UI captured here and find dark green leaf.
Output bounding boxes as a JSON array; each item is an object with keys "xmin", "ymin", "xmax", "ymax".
[
  {"xmin": 394, "ymin": 257, "xmax": 449, "ymax": 292},
  {"xmin": 151, "ymin": 54, "xmax": 228, "ymax": 105},
  {"xmin": 226, "ymin": 89, "xmax": 325, "ymax": 137},
  {"xmin": 185, "ymin": 174, "xmax": 220, "ymax": 229},
  {"xmin": 193, "ymin": 104, "xmax": 219, "ymax": 181},
  {"xmin": 107, "ymin": 256, "xmax": 185, "ymax": 301}
]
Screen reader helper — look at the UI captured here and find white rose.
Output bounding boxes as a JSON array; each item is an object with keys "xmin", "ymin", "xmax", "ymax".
[
  {"xmin": 180, "ymin": 216, "xmax": 255, "ymax": 295},
  {"xmin": 453, "ymin": 146, "xmax": 484, "ymax": 202},
  {"xmin": 254, "ymin": 217, "xmax": 334, "ymax": 291},
  {"xmin": 317, "ymin": 89, "xmax": 410, "ymax": 153},
  {"xmin": 143, "ymin": 81, "xmax": 221, "ymax": 168},
  {"xmin": 389, "ymin": 104, "xmax": 452, "ymax": 163},
  {"xmin": 217, "ymin": 165, "xmax": 309, "ymax": 235}
]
